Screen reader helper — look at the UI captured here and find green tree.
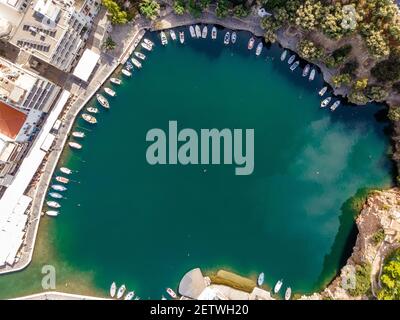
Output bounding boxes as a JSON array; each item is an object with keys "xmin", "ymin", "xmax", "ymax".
[
  {"xmin": 348, "ymin": 90, "xmax": 369, "ymax": 105},
  {"xmin": 371, "ymin": 53, "xmax": 400, "ymax": 83},
  {"xmin": 102, "ymin": 0, "xmax": 128, "ymax": 24},
  {"xmin": 188, "ymin": 0, "xmax": 202, "ymax": 18},
  {"xmin": 331, "ymin": 73, "xmax": 352, "ymax": 88},
  {"xmin": 215, "ymin": 0, "xmax": 229, "ymax": 19},
  {"xmin": 297, "ymin": 39, "xmax": 324, "ymax": 60},
  {"xmin": 354, "ymin": 78, "xmax": 368, "ymax": 91},
  {"xmin": 233, "ymin": 4, "xmax": 249, "ymax": 18},
  {"xmin": 388, "ymin": 106, "xmax": 400, "ymax": 122},
  {"xmin": 294, "ymin": 0, "xmax": 323, "ymax": 31},
  {"xmin": 103, "ymin": 36, "xmax": 116, "ymax": 50},
  {"xmin": 371, "ymin": 229, "xmax": 385, "ymax": 245},
  {"xmin": 173, "ymin": 0, "xmax": 186, "ymax": 15},
  {"xmin": 378, "ymin": 248, "xmax": 400, "ymax": 300},
  {"xmin": 139, "ymin": 0, "xmax": 160, "ymax": 20},
  {"xmin": 347, "ymin": 263, "xmax": 372, "ymax": 297},
  {"xmin": 365, "ymin": 85, "xmax": 389, "ymax": 101}
]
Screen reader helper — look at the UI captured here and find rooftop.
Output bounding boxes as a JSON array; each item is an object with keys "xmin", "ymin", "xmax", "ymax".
[{"xmin": 0, "ymin": 101, "xmax": 27, "ymax": 140}]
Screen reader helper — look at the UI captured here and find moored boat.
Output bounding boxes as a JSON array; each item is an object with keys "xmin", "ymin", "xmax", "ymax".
[
  {"xmin": 274, "ymin": 279, "xmax": 283, "ymax": 294},
  {"xmin": 255, "ymin": 42, "xmax": 263, "ymax": 56},
  {"xmin": 72, "ymin": 131, "xmax": 85, "ymax": 138},
  {"xmin": 318, "ymin": 86, "xmax": 328, "ymax": 96},
  {"xmin": 195, "ymin": 25, "xmax": 201, "ymax": 38},
  {"xmin": 125, "ymin": 61, "xmax": 133, "ymax": 70},
  {"xmin": 110, "ymin": 282, "xmax": 117, "ymax": 298},
  {"xmin": 257, "ymin": 272, "xmax": 264, "ymax": 286},
  {"xmin": 60, "ymin": 167, "xmax": 72, "ymax": 175},
  {"xmin": 211, "ymin": 26, "xmax": 217, "ymax": 39},
  {"xmin": 86, "ymin": 107, "xmax": 98, "ymax": 114},
  {"xmin": 117, "ymin": 285, "xmax": 126, "ymax": 299},
  {"xmin": 309, "ymin": 68, "xmax": 316, "ymax": 81},
  {"xmin": 46, "ymin": 210, "xmax": 59, "ymax": 217},
  {"xmin": 247, "ymin": 37, "xmax": 255, "ymax": 50},
  {"xmin": 302, "ymin": 64, "xmax": 311, "ymax": 77},
  {"xmin": 169, "ymin": 29, "xmax": 177, "ymax": 41},
  {"xmin": 231, "ymin": 32, "xmax": 237, "ymax": 44},
  {"xmin": 122, "ymin": 69, "xmax": 132, "ymax": 77},
  {"xmin": 202, "ymin": 26, "xmax": 208, "ymax": 39},
  {"xmin": 47, "ymin": 201, "xmax": 60, "ymax": 209},
  {"xmin": 131, "ymin": 58, "xmax": 142, "ymax": 69},
  {"xmin": 69, "ymin": 142, "xmax": 82, "ymax": 150},
  {"xmin": 55, "ymin": 176, "xmax": 69, "ymax": 184},
  {"xmin": 166, "ymin": 288, "xmax": 177, "ymax": 299},
  {"xmin": 287, "ymin": 54, "xmax": 296, "ymax": 64},
  {"xmin": 51, "ymin": 184, "xmax": 67, "ymax": 192},
  {"xmin": 96, "ymin": 94, "xmax": 110, "ymax": 109},
  {"xmin": 104, "ymin": 87, "xmax": 116, "ymax": 97},
  {"xmin": 141, "ymin": 42, "xmax": 152, "ymax": 51},
  {"xmin": 285, "ymin": 287, "xmax": 292, "ymax": 300},
  {"xmin": 189, "ymin": 25, "xmax": 195, "ymax": 38},
  {"xmin": 49, "ymin": 192, "xmax": 62, "ymax": 199},
  {"xmin": 290, "ymin": 60, "xmax": 300, "ymax": 71},
  {"xmin": 330, "ymin": 100, "xmax": 341, "ymax": 111},
  {"xmin": 124, "ymin": 291, "xmax": 135, "ymax": 300},
  {"xmin": 82, "ymin": 113, "xmax": 97, "ymax": 124},
  {"xmin": 143, "ymin": 38, "xmax": 154, "ymax": 46},
  {"xmin": 134, "ymin": 52, "xmax": 146, "ymax": 60},
  {"xmin": 110, "ymin": 77, "xmax": 121, "ymax": 85},
  {"xmin": 321, "ymin": 96, "xmax": 332, "ymax": 108},
  {"xmin": 280, "ymin": 50, "xmax": 287, "ymax": 61},
  {"xmin": 160, "ymin": 31, "xmax": 168, "ymax": 45},
  {"xmin": 179, "ymin": 31, "xmax": 184, "ymax": 44},
  {"xmin": 224, "ymin": 32, "xmax": 230, "ymax": 45}
]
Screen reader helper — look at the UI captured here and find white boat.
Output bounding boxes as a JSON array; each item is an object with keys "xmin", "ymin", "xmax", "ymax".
[
  {"xmin": 51, "ymin": 184, "xmax": 67, "ymax": 192},
  {"xmin": 202, "ymin": 26, "xmax": 208, "ymax": 39},
  {"xmin": 179, "ymin": 31, "xmax": 184, "ymax": 44},
  {"xmin": 160, "ymin": 31, "xmax": 168, "ymax": 45},
  {"xmin": 280, "ymin": 50, "xmax": 287, "ymax": 61},
  {"xmin": 141, "ymin": 42, "xmax": 152, "ymax": 51},
  {"xmin": 60, "ymin": 167, "xmax": 72, "ymax": 175},
  {"xmin": 224, "ymin": 32, "xmax": 230, "ymax": 45},
  {"xmin": 46, "ymin": 210, "xmax": 59, "ymax": 217},
  {"xmin": 110, "ymin": 78, "xmax": 121, "ymax": 85},
  {"xmin": 231, "ymin": 32, "xmax": 237, "ymax": 44},
  {"xmin": 302, "ymin": 64, "xmax": 310, "ymax": 77},
  {"xmin": 309, "ymin": 68, "xmax": 316, "ymax": 81},
  {"xmin": 104, "ymin": 87, "xmax": 116, "ymax": 97},
  {"xmin": 131, "ymin": 58, "xmax": 142, "ymax": 69},
  {"xmin": 255, "ymin": 42, "xmax": 263, "ymax": 56},
  {"xmin": 274, "ymin": 280, "xmax": 283, "ymax": 294},
  {"xmin": 49, "ymin": 192, "xmax": 62, "ymax": 199},
  {"xmin": 321, "ymin": 97, "xmax": 332, "ymax": 108},
  {"xmin": 330, "ymin": 100, "xmax": 341, "ymax": 111},
  {"xmin": 68, "ymin": 142, "xmax": 82, "ymax": 149},
  {"xmin": 86, "ymin": 107, "xmax": 98, "ymax": 114},
  {"xmin": 257, "ymin": 272, "xmax": 264, "ymax": 286},
  {"xmin": 318, "ymin": 86, "xmax": 328, "ymax": 96},
  {"xmin": 195, "ymin": 25, "xmax": 201, "ymax": 38},
  {"xmin": 55, "ymin": 176, "xmax": 69, "ymax": 184},
  {"xmin": 96, "ymin": 94, "xmax": 110, "ymax": 109},
  {"xmin": 82, "ymin": 113, "xmax": 97, "ymax": 124},
  {"xmin": 124, "ymin": 291, "xmax": 135, "ymax": 300},
  {"xmin": 166, "ymin": 288, "xmax": 177, "ymax": 299},
  {"xmin": 211, "ymin": 26, "xmax": 217, "ymax": 40},
  {"xmin": 110, "ymin": 282, "xmax": 117, "ymax": 298},
  {"xmin": 117, "ymin": 284, "xmax": 126, "ymax": 299},
  {"xmin": 285, "ymin": 287, "xmax": 292, "ymax": 300},
  {"xmin": 47, "ymin": 201, "xmax": 60, "ymax": 209},
  {"xmin": 287, "ymin": 54, "xmax": 296, "ymax": 64},
  {"xmin": 72, "ymin": 131, "xmax": 85, "ymax": 138},
  {"xmin": 189, "ymin": 25, "xmax": 196, "ymax": 38},
  {"xmin": 144, "ymin": 38, "xmax": 154, "ymax": 46},
  {"xmin": 134, "ymin": 52, "xmax": 146, "ymax": 60},
  {"xmin": 247, "ymin": 37, "xmax": 255, "ymax": 50},
  {"xmin": 122, "ymin": 69, "xmax": 132, "ymax": 77},
  {"xmin": 170, "ymin": 29, "xmax": 177, "ymax": 41},
  {"xmin": 290, "ymin": 60, "xmax": 300, "ymax": 71}
]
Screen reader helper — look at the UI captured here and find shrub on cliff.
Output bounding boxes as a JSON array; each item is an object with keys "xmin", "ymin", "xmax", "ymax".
[
  {"xmin": 348, "ymin": 90, "xmax": 369, "ymax": 105},
  {"xmin": 297, "ymin": 39, "xmax": 324, "ymax": 61},
  {"xmin": 331, "ymin": 73, "xmax": 352, "ymax": 88},
  {"xmin": 388, "ymin": 107, "xmax": 400, "ymax": 122},
  {"xmin": 371, "ymin": 54, "xmax": 400, "ymax": 83},
  {"xmin": 371, "ymin": 229, "xmax": 385, "ymax": 245},
  {"xmin": 378, "ymin": 248, "xmax": 400, "ymax": 300},
  {"xmin": 365, "ymin": 85, "xmax": 389, "ymax": 102},
  {"xmin": 347, "ymin": 263, "xmax": 372, "ymax": 297}
]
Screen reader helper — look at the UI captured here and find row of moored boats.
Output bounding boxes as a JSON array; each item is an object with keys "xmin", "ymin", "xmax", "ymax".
[
  {"xmin": 46, "ymin": 166, "xmax": 74, "ymax": 216},
  {"xmin": 109, "ymin": 281, "xmax": 178, "ymax": 300},
  {"xmin": 257, "ymin": 272, "xmax": 292, "ymax": 300}
]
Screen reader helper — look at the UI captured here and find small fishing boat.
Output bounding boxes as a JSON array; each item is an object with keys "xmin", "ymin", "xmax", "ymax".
[
  {"xmin": 96, "ymin": 94, "xmax": 110, "ymax": 109},
  {"xmin": 110, "ymin": 282, "xmax": 117, "ymax": 298},
  {"xmin": 86, "ymin": 107, "xmax": 98, "ymax": 114},
  {"xmin": 257, "ymin": 272, "xmax": 264, "ymax": 286},
  {"xmin": 318, "ymin": 86, "xmax": 328, "ymax": 96},
  {"xmin": 122, "ymin": 69, "xmax": 132, "ymax": 77},
  {"xmin": 330, "ymin": 100, "xmax": 341, "ymax": 111},
  {"xmin": 110, "ymin": 78, "xmax": 121, "ymax": 85},
  {"xmin": 82, "ymin": 113, "xmax": 97, "ymax": 124},
  {"xmin": 170, "ymin": 29, "xmax": 177, "ymax": 41},
  {"xmin": 287, "ymin": 54, "xmax": 296, "ymax": 64},
  {"xmin": 280, "ymin": 50, "xmax": 287, "ymax": 61},
  {"xmin": 195, "ymin": 25, "xmax": 201, "ymax": 38},
  {"xmin": 144, "ymin": 38, "xmax": 154, "ymax": 46},
  {"xmin": 309, "ymin": 68, "xmax": 316, "ymax": 81},
  {"xmin": 49, "ymin": 192, "xmax": 62, "ymax": 199},
  {"xmin": 104, "ymin": 87, "xmax": 116, "ymax": 97},
  {"xmin": 131, "ymin": 58, "xmax": 142, "ymax": 69},
  {"xmin": 55, "ymin": 176, "xmax": 69, "ymax": 184},
  {"xmin": 117, "ymin": 284, "xmax": 126, "ymax": 299},
  {"xmin": 124, "ymin": 291, "xmax": 135, "ymax": 300},
  {"xmin": 72, "ymin": 131, "xmax": 85, "ymax": 138},
  {"xmin": 125, "ymin": 61, "xmax": 133, "ymax": 70},
  {"xmin": 224, "ymin": 32, "xmax": 230, "ymax": 45},
  {"xmin": 302, "ymin": 64, "xmax": 311, "ymax": 77},
  {"xmin": 247, "ymin": 37, "xmax": 255, "ymax": 50},
  {"xmin": 160, "ymin": 31, "xmax": 168, "ymax": 45},
  {"xmin": 60, "ymin": 167, "xmax": 72, "ymax": 175},
  {"xmin": 51, "ymin": 184, "xmax": 67, "ymax": 192},
  {"xmin": 179, "ymin": 31, "xmax": 184, "ymax": 44},
  {"xmin": 231, "ymin": 32, "xmax": 237, "ymax": 44},
  {"xmin": 274, "ymin": 279, "xmax": 283, "ymax": 294},
  {"xmin": 211, "ymin": 26, "xmax": 217, "ymax": 39},
  {"xmin": 202, "ymin": 26, "xmax": 208, "ymax": 39},
  {"xmin": 134, "ymin": 52, "xmax": 146, "ymax": 60},
  {"xmin": 285, "ymin": 287, "xmax": 292, "ymax": 300},
  {"xmin": 321, "ymin": 97, "xmax": 332, "ymax": 108},
  {"xmin": 141, "ymin": 42, "xmax": 152, "ymax": 51},
  {"xmin": 46, "ymin": 211, "xmax": 59, "ymax": 217},
  {"xmin": 68, "ymin": 142, "xmax": 82, "ymax": 150},
  {"xmin": 47, "ymin": 201, "xmax": 60, "ymax": 209},
  {"xmin": 290, "ymin": 60, "xmax": 300, "ymax": 71},
  {"xmin": 189, "ymin": 25, "xmax": 196, "ymax": 38},
  {"xmin": 255, "ymin": 42, "xmax": 263, "ymax": 56},
  {"xmin": 166, "ymin": 288, "xmax": 177, "ymax": 299}
]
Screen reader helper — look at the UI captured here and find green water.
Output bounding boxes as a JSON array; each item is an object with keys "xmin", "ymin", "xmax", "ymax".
[{"xmin": 0, "ymin": 29, "xmax": 394, "ymax": 299}]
